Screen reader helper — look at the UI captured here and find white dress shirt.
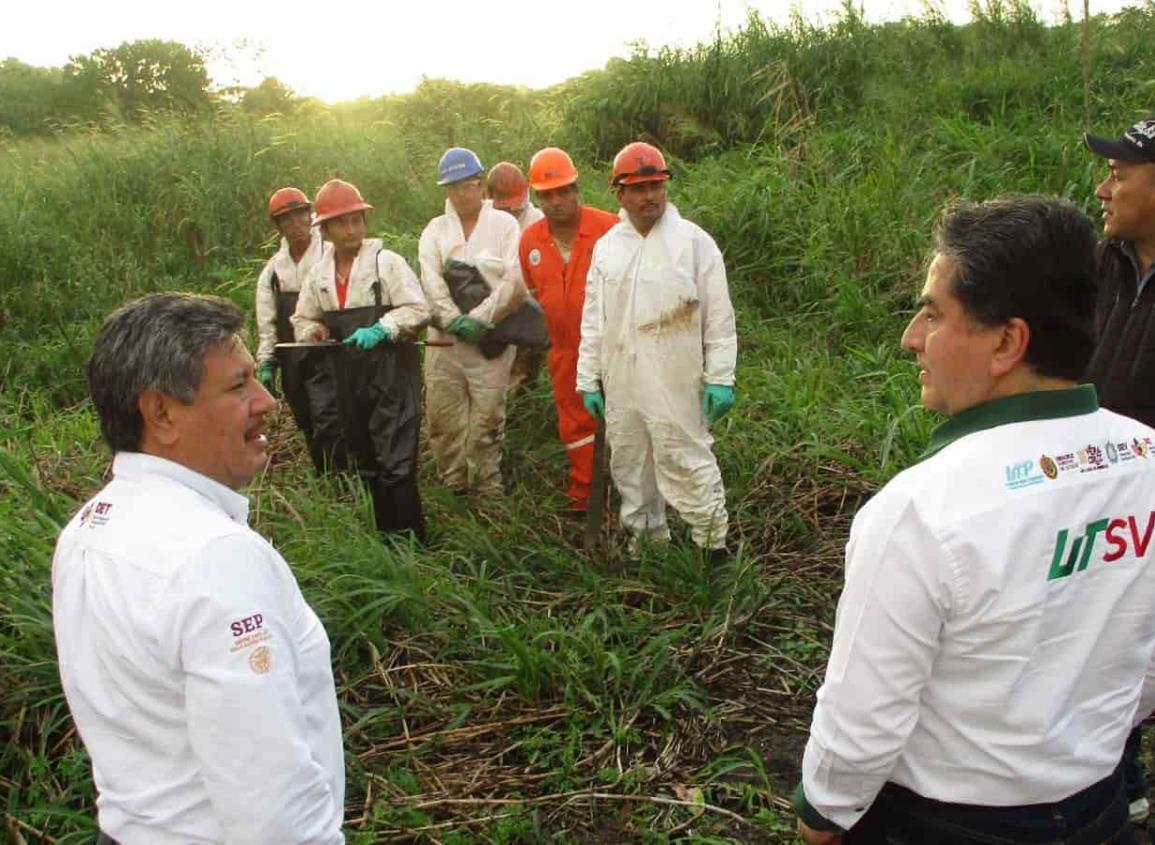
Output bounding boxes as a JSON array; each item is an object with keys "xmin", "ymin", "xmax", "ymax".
[{"xmin": 53, "ymin": 453, "xmax": 345, "ymax": 845}]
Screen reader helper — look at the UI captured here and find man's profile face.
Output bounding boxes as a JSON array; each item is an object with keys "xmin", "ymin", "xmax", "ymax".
[
  {"xmin": 1095, "ymin": 159, "xmax": 1155, "ymax": 243},
  {"xmin": 617, "ymin": 180, "xmax": 667, "ymax": 235},
  {"xmin": 165, "ymin": 336, "xmax": 275, "ymax": 490},
  {"xmin": 537, "ymin": 184, "xmax": 580, "ymax": 227},
  {"xmin": 901, "ymin": 253, "xmax": 1004, "ymax": 416}
]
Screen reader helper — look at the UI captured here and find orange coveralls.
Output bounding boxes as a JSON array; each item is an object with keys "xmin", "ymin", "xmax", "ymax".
[{"xmin": 519, "ymin": 206, "xmax": 619, "ymax": 510}]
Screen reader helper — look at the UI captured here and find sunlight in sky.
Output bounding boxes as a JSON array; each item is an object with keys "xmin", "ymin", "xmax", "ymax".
[{"xmin": 1, "ymin": 0, "xmax": 1138, "ymax": 102}]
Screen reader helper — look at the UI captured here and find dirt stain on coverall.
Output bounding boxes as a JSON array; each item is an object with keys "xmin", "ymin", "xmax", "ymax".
[{"xmin": 638, "ymin": 297, "xmax": 698, "ymax": 334}]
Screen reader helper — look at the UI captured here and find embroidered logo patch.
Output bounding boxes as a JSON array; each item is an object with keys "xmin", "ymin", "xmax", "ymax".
[
  {"xmin": 1004, "ymin": 459, "xmax": 1044, "ymax": 490},
  {"xmin": 249, "ymin": 646, "xmax": 272, "ymax": 674},
  {"xmin": 528, "ymin": 248, "xmax": 542, "ymax": 266},
  {"xmin": 229, "ymin": 612, "xmax": 271, "ymax": 654},
  {"xmin": 1039, "ymin": 455, "xmax": 1058, "ymax": 479},
  {"xmin": 81, "ymin": 501, "xmax": 114, "ymax": 527}
]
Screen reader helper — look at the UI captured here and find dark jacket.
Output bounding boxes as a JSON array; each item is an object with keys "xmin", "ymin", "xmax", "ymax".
[{"xmin": 1086, "ymin": 240, "xmax": 1155, "ymax": 427}]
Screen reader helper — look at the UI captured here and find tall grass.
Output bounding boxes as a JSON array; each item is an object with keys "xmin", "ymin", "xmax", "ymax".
[{"xmin": 1, "ymin": 5, "xmax": 1151, "ymax": 841}]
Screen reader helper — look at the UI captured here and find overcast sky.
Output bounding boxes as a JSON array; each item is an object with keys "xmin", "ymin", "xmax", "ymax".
[{"xmin": 2, "ymin": 0, "xmax": 1137, "ymax": 102}]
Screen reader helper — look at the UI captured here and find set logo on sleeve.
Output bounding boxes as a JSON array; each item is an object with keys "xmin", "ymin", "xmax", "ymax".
[
  {"xmin": 229, "ymin": 612, "xmax": 271, "ymax": 654},
  {"xmin": 1048, "ymin": 511, "xmax": 1155, "ymax": 581},
  {"xmin": 79, "ymin": 501, "xmax": 114, "ymax": 528}
]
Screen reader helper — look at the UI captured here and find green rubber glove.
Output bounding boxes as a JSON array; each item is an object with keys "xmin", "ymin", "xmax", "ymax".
[
  {"xmin": 582, "ymin": 390, "xmax": 605, "ymax": 419},
  {"xmin": 447, "ymin": 315, "xmax": 495, "ymax": 344},
  {"xmin": 702, "ymin": 383, "xmax": 735, "ymax": 424},
  {"xmin": 257, "ymin": 361, "xmax": 279, "ymax": 398},
  {"xmin": 344, "ymin": 323, "xmax": 391, "ymax": 350}
]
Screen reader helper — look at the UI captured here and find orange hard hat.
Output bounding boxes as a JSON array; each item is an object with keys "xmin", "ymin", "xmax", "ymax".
[
  {"xmin": 312, "ymin": 179, "xmax": 373, "ymax": 225},
  {"xmin": 611, "ymin": 141, "xmax": 672, "ymax": 187},
  {"xmin": 268, "ymin": 186, "xmax": 310, "ymax": 219},
  {"xmin": 486, "ymin": 162, "xmax": 529, "ymax": 210},
  {"xmin": 528, "ymin": 147, "xmax": 579, "ymax": 192}
]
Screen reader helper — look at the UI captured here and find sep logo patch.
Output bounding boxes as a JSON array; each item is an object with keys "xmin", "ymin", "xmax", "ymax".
[
  {"xmin": 249, "ymin": 646, "xmax": 272, "ymax": 674},
  {"xmin": 80, "ymin": 501, "xmax": 114, "ymax": 527},
  {"xmin": 229, "ymin": 612, "xmax": 271, "ymax": 654},
  {"xmin": 528, "ymin": 248, "xmax": 542, "ymax": 266},
  {"xmin": 230, "ymin": 613, "xmax": 264, "ymax": 637}
]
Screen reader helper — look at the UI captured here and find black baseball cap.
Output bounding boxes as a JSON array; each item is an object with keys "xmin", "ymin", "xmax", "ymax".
[{"xmin": 1085, "ymin": 118, "xmax": 1155, "ymax": 162}]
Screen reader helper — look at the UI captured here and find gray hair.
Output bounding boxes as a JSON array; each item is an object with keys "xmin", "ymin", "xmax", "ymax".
[{"xmin": 87, "ymin": 293, "xmax": 245, "ymax": 452}]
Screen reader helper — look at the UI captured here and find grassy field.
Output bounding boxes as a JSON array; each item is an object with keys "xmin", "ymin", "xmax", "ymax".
[{"xmin": 3, "ymin": 5, "xmax": 1155, "ymax": 842}]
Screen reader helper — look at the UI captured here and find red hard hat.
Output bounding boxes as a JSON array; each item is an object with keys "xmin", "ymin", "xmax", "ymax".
[
  {"xmin": 528, "ymin": 147, "xmax": 579, "ymax": 192},
  {"xmin": 611, "ymin": 142, "xmax": 672, "ymax": 187},
  {"xmin": 268, "ymin": 186, "xmax": 310, "ymax": 219},
  {"xmin": 312, "ymin": 179, "xmax": 373, "ymax": 225},
  {"xmin": 487, "ymin": 162, "xmax": 529, "ymax": 210}
]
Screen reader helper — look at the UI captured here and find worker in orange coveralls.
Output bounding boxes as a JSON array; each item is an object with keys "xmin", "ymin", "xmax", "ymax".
[{"xmin": 518, "ymin": 147, "xmax": 619, "ymax": 516}]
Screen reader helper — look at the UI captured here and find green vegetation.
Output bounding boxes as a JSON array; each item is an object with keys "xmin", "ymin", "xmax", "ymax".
[{"xmin": 2, "ymin": 4, "xmax": 1151, "ymax": 841}]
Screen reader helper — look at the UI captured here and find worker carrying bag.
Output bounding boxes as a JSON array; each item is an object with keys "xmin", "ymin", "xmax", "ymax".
[{"xmin": 443, "ymin": 258, "xmax": 549, "ymax": 359}]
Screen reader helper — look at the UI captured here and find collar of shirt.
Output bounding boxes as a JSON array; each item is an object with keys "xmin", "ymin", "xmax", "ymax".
[
  {"xmin": 921, "ymin": 384, "xmax": 1099, "ymax": 459},
  {"xmin": 616, "ymin": 202, "xmax": 683, "ymax": 238},
  {"xmin": 575, "ymin": 206, "xmax": 608, "ymax": 239},
  {"xmin": 112, "ymin": 452, "xmax": 250, "ymax": 524},
  {"xmin": 1120, "ymin": 241, "xmax": 1155, "ymax": 297}
]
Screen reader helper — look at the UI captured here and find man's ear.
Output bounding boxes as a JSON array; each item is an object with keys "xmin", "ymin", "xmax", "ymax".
[
  {"xmin": 138, "ymin": 389, "xmax": 180, "ymax": 447},
  {"xmin": 991, "ymin": 316, "xmax": 1030, "ymax": 378}
]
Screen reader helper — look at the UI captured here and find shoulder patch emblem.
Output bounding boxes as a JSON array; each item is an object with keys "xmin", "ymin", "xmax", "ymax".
[
  {"xmin": 249, "ymin": 646, "xmax": 272, "ymax": 674},
  {"xmin": 528, "ymin": 248, "xmax": 542, "ymax": 266}
]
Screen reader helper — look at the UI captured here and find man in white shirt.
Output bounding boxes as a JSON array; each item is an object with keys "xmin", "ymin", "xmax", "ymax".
[
  {"xmin": 794, "ymin": 197, "xmax": 1155, "ymax": 845},
  {"xmin": 54, "ymin": 293, "xmax": 345, "ymax": 845}
]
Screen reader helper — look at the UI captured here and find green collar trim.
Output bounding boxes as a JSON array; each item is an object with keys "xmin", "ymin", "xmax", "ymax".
[{"xmin": 922, "ymin": 385, "xmax": 1098, "ymax": 459}]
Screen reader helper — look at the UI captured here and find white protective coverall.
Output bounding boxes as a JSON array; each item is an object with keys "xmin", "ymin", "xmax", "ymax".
[
  {"xmin": 418, "ymin": 198, "xmax": 526, "ymax": 494},
  {"xmin": 577, "ymin": 203, "xmax": 737, "ymax": 549},
  {"xmin": 255, "ymin": 230, "xmax": 324, "ymax": 365},
  {"xmin": 52, "ymin": 453, "xmax": 345, "ymax": 845},
  {"xmin": 512, "ymin": 203, "xmax": 545, "ymax": 232},
  {"xmin": 291, "ymin": 238, "xmax": 430, "ymax": 341}
]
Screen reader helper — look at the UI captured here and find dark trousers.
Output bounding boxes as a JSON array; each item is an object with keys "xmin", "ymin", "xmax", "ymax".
[
  {"xmin": 1123, "ymin": 724, "xmax": 1147, "ymax": 803},
  {"xmin": 844, "ymin": 765, "xmax": 1135, "ymax": 844},
  {"xmin": 95, "ymin": 833, "xmax": 119, "ymax": 845}
]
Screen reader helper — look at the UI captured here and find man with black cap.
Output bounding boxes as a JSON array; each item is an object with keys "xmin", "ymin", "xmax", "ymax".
[{"xmin": 1086, "ymin": 117, "xmax": 1155, "ymax": 826}]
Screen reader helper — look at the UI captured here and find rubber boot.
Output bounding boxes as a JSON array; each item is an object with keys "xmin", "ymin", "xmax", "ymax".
[{"xmin": 371, "ymin": 474, "xmax": 426, "ymax": 544}]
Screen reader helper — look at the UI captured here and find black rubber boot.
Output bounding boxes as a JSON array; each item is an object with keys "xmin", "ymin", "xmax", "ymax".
[{"xmin": 371, "ymin": 475, "xmax": 426, "ymax": 544}]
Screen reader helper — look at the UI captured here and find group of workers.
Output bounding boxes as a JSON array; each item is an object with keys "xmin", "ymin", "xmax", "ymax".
[
  {"xmin": 47, "ymin": 117, "xmax": 1155, "ymax": 845},
  {"xmin": 253, "ymin": 141, "xmax": 737, "ymax": 554}
]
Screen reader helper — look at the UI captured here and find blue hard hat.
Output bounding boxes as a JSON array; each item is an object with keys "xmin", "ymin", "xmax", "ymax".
[{"xmin": 437, "ymin": 147, "xmax": 484, "ymax": 186}]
